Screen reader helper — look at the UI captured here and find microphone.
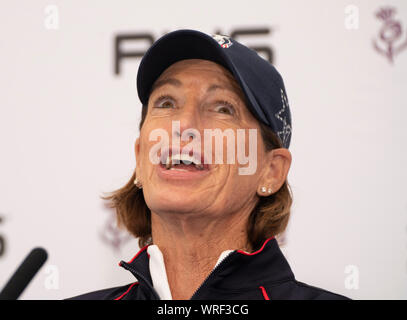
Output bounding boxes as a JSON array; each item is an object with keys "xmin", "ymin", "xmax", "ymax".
[{"xmin": 0, "ymin": 247, "xmax": 48, "ymax": 300}]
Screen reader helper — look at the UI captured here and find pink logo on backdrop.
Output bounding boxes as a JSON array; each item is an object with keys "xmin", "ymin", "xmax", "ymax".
[
  {"xmin": 373, "ymin": 7, "xmax": 407, "ymax": 64},
  {"xmin": 99, "ymin": 213, "xmax": 132, "ymax": 252}
]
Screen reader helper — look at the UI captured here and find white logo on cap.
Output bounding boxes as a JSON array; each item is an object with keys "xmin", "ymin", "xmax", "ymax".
[
  {"xmin": 275, "ymin": 89, "xmax": 292, "ymax": 147},
  {"xmin": 212, "ymin": 34, "xmax": 233, "ymax": 48}
]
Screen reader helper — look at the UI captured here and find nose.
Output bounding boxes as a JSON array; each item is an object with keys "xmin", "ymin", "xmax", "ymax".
[
  {"xmin": 174, "ymin": 128, "xmax": 196, "ymax": 140},
  {"xmin": 172, "ymin": 102, "xmax": 201, "ymax": 142}
]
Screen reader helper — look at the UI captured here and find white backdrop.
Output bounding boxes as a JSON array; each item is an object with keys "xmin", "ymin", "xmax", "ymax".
[{"xmin": 0, "ymin": 0, "xmax": 406, "ymax": 300}]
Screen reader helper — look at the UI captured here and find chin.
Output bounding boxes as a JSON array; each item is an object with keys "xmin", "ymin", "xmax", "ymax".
[{"xmin": 145, "ymin": 192, "xmax": 204, "ymax": 215}]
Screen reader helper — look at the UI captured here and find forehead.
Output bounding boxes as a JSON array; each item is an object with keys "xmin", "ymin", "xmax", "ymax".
[{"xmin": 152, "ymin": 59, "xmax": 243, "ymax": 93}]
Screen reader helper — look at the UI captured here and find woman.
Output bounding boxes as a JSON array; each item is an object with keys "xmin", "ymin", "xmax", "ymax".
[{"xmin": 72, "ymin": 30, "xmax": 349, "ymax": 300}]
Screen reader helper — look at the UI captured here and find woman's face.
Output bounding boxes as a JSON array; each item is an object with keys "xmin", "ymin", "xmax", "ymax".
[{"xmin": 135, "ymin": 59, "xmax": 278, "ymax": 218}]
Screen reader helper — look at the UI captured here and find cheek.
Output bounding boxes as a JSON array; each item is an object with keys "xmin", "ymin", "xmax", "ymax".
[
  {"xmin": 227, "ymin": 130, "xmax": 264, "ymax": 189},
  {"xmin": 217, "ymin": 167, "xmax": 259, "ymax": 212},
  {"xmin": 138, "ymin": 121, "xmax": 171, "ymax": 165},
  {"xmin": 137, "ymin": 133, "xmax": 157, "ymax": 174}
]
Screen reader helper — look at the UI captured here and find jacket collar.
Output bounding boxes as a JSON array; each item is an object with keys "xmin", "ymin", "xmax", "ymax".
[
  {"xmin": 206, "ymin": 237, "xmax": 295, "ymax": 290},
  {"xmin": 119, "ymin": 244, "xmax": 159, "ymax": 299},
  {"xmin": 119, "ymin": 237, "xmax": 295, "ymax": 298}
]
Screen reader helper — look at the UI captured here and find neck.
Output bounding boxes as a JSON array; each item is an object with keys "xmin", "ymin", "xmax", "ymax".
[{"xmin": 151, "ymin": 208, "xmax": 253, "ymax": 299}]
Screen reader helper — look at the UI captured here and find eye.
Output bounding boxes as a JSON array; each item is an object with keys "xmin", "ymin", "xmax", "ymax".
[
  {"xmin": 154, "ymin": 95, "xmax": 176, "ymax": 108},
  {"xmin": 213, "ymin": 101, "xmax": 235, "ymax": 115}
]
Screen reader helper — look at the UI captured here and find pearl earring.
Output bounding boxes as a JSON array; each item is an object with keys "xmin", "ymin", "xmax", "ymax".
[
  {"xmin": 134, "ymin": 177, "xmax": 142, "ymax": 189},
  {"xmin": 261, "ymin": 187, "xmax": 267, "ymax": 193}
]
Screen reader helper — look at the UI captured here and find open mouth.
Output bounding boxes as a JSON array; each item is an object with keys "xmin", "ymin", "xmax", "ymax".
[
  {"xmin": 158, "ymin": 148, "xmax": 210, "ymax": 174},
  {"xmin": 162, "ymin": 153, "xmax": 204, "ymax": 171}
]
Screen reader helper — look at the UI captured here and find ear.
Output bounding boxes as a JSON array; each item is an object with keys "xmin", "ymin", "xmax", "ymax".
[{"xmin": 257, "ymin": 148, "xmax": 292, "ymax": 196}]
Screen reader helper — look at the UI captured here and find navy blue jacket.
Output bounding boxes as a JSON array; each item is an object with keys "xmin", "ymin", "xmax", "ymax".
[{"xmin": 69, "ymin": 237, "xmax": 350, "ymax": 300}]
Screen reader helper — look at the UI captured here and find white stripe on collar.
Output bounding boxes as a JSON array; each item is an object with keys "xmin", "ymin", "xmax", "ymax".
[{"xmin": 147, "ymin": 245, "xmax": 234, "ymax": 300}]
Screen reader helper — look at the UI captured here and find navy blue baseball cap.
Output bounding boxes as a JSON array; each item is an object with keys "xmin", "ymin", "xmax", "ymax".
[{"xmin": 137, "ymin": 29, "xmax": 292, "ymax": 149}]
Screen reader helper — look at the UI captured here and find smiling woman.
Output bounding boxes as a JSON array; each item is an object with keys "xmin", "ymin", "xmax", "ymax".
[
  {"xmin": 69, "ymin": 29, "xmax": 349, "ymax": 300},
  {"xmin": 116, "ymin": 60, "xmax": 292, "ymax": 254}
]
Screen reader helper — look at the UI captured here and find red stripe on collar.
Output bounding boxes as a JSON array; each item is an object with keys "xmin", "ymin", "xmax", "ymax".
[
  {"xmin": 126, "ymin": 244, "xmax": 151, "ymax": 264},
  {"xmin": 236, "ymin": 236, "xmax": 275, "ymax": 256},
  {"xmin": 114, "ymin": 282, "xmax": 139, "ymax": 300}
]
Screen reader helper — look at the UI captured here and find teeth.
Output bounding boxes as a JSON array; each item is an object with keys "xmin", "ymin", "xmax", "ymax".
[
  {"xmin": 164, "ymin": 153, "xmax": 203, "ymax": 170},
  {"xmin": 174, "ymin": 154, "xmax": 195, "ymax": 164},
  {"xmin": 165, "ymin": 156, "xmax": 172, "ymax": 169}
]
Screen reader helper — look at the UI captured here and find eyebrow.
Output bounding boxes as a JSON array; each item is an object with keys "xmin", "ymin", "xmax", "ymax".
[
  {"xmin": 206, "ymin": 84, "xmax": 238, "ymax": 94},
  {"xmin": 150, "ymin": 78, "xmax": 182, "ymax": 92}
]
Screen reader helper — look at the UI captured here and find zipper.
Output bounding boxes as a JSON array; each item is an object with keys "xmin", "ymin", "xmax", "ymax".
[
  {"xmin": 119, "ymin": 261, "xmax": 161, "ymax": 300},
  {"xmin": 189, "ymin": 251, "xmax": 235, "ymax": 300}
]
